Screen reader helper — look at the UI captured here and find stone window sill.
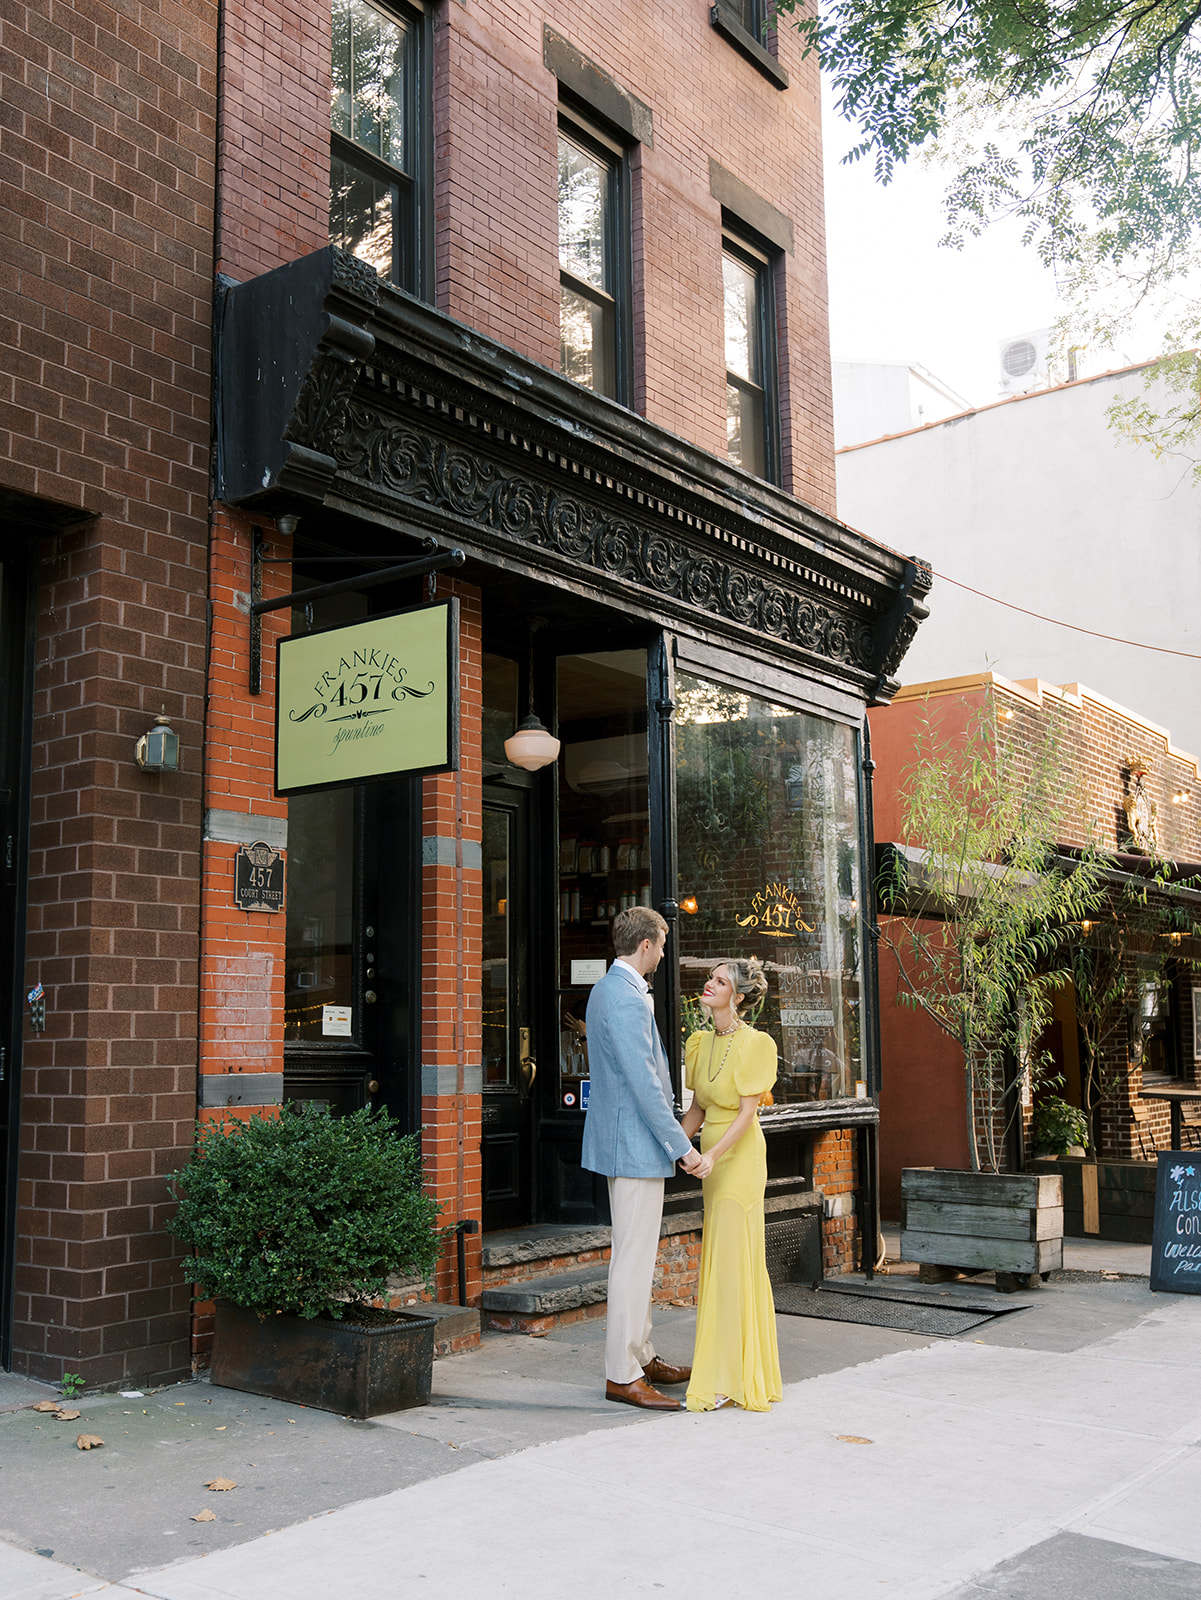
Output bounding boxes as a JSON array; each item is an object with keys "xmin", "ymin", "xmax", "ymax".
[{"xmin": 709, "ymin": 3, "xmax": 789, "ymax": 90}]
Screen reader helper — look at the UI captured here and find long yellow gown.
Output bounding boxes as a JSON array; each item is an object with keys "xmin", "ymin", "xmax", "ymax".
[{"xmin": 684, "ymin": 1027, "xmax": 783, "ymax": 1412}]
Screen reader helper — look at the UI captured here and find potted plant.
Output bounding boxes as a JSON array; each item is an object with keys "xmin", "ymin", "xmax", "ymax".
[
  {"xmin": 882, "ymin": 693, "xmax": 1105, "ymax": 1286},
  {"xmin": 1031, "ymin": 1095, "xmax": 1089, "ymax": 1158},
  {"xmin": 169, "ymin": 1103, "xmax": 446, "ymax": 1418}
]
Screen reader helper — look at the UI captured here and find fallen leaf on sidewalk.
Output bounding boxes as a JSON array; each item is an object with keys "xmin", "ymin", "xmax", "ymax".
[
  {"xmin": 836, "ymin": 1435, "xmax": 873, "ymax": 1444},
  {"xmin": 76, "ymin": 1434, "xmax": 104, "ymax": 1450},
  {"xmin": 215, "ymin": 1425, "xmax": 227, "ymax": 1431},
  {"xmin": 190, "ymin": 1510, "xmax": 217, "ymax": 1522},
  {"xmin": 54, "ymin": 1409, "xmax": 81, "ymax": 1421},
  {"xmin": 33, "ymin": 1401, "xmax": 62, "ymax": 1413},
  {"xmin": 205, "ymin": 1477, "xmax": 237, "ymax": 1491}
]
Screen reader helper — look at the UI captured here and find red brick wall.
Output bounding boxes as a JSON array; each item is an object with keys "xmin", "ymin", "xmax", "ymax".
[
  {"xmin": 216, "ymin": 0, "xmax": 834, "ymax": 507},
  {"xmin": 3, "ymin": 0, "xmax": 217, "ymax": 1383},
  {"xmin": 814, "ymin": 1128, "xmax": 858, "ymax": 1274},
  {"xmin": 434, "ymin": 0, "xmax": 835, "ymax": 511},
  {"xmin": 216, "ymin": 0, "xmax": 330, "ymax": 279},
  {"xmin": 420, "ymin": 577, "xmax": 484, "ymax": 1304},
  {"xmin": 198, "ymin": 508, "xmax": 291, "ymax": 1090}
]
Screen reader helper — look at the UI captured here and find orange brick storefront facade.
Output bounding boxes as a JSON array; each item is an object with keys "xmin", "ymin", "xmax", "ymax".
[{"xmin": 2, "ymin": 0, "xmax": 928, "ymax": 1381}]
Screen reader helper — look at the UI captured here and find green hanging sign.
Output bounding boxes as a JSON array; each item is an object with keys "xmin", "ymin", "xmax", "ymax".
[{"xmin": 275, "ymin": 599, "xmax": 459, "ymax": 795}]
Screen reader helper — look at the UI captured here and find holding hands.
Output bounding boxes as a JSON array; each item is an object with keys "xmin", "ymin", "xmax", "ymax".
[{"xmin": 679, "ymin": 1145, "xmax": 713, "ymax": 1179}]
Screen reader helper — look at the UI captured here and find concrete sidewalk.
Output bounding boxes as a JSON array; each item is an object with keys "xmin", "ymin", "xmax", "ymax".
[{"xmin": 3, "ymin": 1255, "xmax": 1198, "ymax": 1600}]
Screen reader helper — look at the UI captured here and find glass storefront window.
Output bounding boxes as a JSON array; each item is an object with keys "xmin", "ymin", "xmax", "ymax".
[
  {"xmin": 555, "ymin": 649, "xmax": 649, "ymax": 1110},
  {"xmin": 284, "ymin": 787, "xmax": 356, "ymax": 1041},
  {"xmin": 674, "ymin": 674, "xmax": 864, "ymax": 1104},
  {"xmin": 284, "ymin": 583, "xmax": 367, "ymax": 1046},
  {"xmin": 482, "ymin": 653, "xmax": 519, "ymax": 766},
  {"xmin": 482, "ymin": 805, "xmax": 512, "ymax": 1088}
]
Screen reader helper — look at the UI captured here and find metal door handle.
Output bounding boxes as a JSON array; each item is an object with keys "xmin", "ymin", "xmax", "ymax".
[
  {"xmin": 519, "ymin": 1055, "xmax": 537, "ymax": 1099},
  {"xmin": 518, "ymin": 1025, "xmax": 536, "ymax": 1100}
]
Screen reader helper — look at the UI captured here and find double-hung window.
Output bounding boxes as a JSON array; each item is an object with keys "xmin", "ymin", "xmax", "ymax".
[
  {"xmin": 329, "ymin": 0, "xmax": 426, "ymax": 294},
  {"xmin": 558, "ymin": 115, "xmax": 630, "ymax": 403},
  {"xmin": 722, "ymin": 231, "xmax": 778, "ymax": 481}
]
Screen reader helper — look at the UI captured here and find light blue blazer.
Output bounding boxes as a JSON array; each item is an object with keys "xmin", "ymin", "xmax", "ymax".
[{"xmin": 581, "ymin": 960, "xmax": 692, "ymax": 1179}]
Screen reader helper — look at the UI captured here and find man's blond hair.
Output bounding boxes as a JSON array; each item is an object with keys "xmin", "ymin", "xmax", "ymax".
[{"xmin": 612, "ymin": 905, "xmax": 667, "ymax": 956}]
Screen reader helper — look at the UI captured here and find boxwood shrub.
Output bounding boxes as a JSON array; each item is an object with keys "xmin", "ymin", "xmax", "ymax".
[{"xmin": 168, "ymin": 1103, "xmax": 446, "ymax": 1320}]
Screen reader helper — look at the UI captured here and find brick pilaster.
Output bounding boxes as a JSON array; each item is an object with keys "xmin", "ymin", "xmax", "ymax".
[{"xmin": 420, "ymin": 578, "xmax": 484, "ymax": 1304}]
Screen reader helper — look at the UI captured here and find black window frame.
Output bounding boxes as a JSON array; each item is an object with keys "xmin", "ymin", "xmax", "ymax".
[
  {"xmin": 709, "ymin": 0, "xmax": 789, "ymax": 90},
  {"xmin": 329, "ymin": 0, "xmax": 432, "ymax": 299},
  {"xmin": 721, "ymin": 225, "xmax": 780, "ymax": 484},
  {"xmin": 557, "ymin": 104, "xmax": 633, "ymax": 407}
]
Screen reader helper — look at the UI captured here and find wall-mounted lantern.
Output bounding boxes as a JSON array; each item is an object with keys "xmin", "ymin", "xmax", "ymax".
[{"xmin": 135, "ymin": 714, "xmax": 180, "ymax": 772}]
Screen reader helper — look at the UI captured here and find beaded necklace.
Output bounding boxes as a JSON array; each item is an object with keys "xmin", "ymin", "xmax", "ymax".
[{"xmin": 706, "ymin": 1020, "xmax": 743, "ymax": 1081}]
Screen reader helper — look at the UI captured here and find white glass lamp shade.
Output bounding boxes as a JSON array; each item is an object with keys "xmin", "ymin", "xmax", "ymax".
[
  {"xmin": 504, "ymin": 716, "xmax": 561, "ymax": 771},
  {"xmin": 135, "ymin": 716, "xmax": 180, "ymax": 772}
]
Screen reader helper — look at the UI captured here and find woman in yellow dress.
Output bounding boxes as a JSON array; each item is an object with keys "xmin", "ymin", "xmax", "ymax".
[{"xmin": 682, "ymin": 957, "xmax": 782, "ymax": 1412}]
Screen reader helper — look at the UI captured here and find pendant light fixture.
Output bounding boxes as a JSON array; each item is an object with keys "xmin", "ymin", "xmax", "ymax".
[{"xmin": 504, "ymin": 618, "xmax": 561, "ymax": 772}]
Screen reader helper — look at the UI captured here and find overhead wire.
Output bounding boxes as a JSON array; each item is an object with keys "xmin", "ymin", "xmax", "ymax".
[{"xmin": 931, "ymin": 569, "xmax": 1201, "ymax": 660}]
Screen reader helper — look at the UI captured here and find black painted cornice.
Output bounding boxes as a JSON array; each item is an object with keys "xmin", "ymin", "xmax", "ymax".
[{"xmin": 217, "ymin": 247, "xmax": 930, "ymax": 701}]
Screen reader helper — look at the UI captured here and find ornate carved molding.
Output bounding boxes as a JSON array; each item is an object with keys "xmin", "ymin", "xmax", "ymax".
[
  {"xmin": 221, "ymin": 247, "xmax": 927, "ymax": 686},
  {"xmin": 329, "ymin": 401, "xmax": 878, "ymax": 670}
]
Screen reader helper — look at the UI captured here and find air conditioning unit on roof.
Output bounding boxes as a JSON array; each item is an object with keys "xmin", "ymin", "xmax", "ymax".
[{"xmin": 998, "ymin": 329, "xmax": 1050, "ymax": 395}]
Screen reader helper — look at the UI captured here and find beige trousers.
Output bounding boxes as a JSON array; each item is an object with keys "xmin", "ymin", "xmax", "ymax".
[{"xmin": 605, "ymin": 1175, "xmax": 664, "ymax": 1384}]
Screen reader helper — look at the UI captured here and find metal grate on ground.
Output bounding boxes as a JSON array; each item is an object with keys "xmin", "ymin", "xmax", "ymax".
[{"xmin": 773, "ymin": 1282, "xmax": 1029, "ymax": 1337}]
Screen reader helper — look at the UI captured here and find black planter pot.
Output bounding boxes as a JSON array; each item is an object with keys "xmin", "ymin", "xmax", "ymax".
[{"xmin": 210, "ymin": 1300, "xmax": 436, "ymax": 1419}]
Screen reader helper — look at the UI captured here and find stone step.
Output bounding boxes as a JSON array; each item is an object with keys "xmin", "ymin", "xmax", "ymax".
[
  {"xmin": 480, "ymin": 1263, "xmax": 609, "ymax": 1317},
  {"xmin": 481, "ymin": 1223, "xmax": 610, "ymax": 1270}
]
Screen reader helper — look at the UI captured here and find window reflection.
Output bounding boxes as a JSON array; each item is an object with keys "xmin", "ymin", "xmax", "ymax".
[
  {"xmin": 558, "ymin": 137, "xmax": 608, "ymax": 287},
  {"xmin": 560, "ymin": 282, "xmax": 613, "ymax": 394},
  {"xmin": 482, "ymin": 807, "xmax": 512, "ymax": 1088},
  {"xmin": 556, "ymin": 649, "xmax": 649, "ymax": 1110},
  {"xmin": 331, "ymin": 0, "xmax": 411, "ymax": 167},
  {"xmin": 284, "ymin": 788, "xmax": 356, "ymax": 1041},
  {"xmin": 723, "ymin": 248, "xmax": 767, "ymax": 476},
  {"xmin": 558, "ymin": 128, "xmax": 619, "ymax": 398},
  {"xmin": 330, "ymin": 151, "xmax": 397, "ymax": 277},
  {"xmin": 674, "ymin": 675, "xmax": 863, "ymax": 1103}
]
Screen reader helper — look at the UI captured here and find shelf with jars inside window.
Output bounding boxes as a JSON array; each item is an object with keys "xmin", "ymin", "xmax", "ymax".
[{"xmin": 558, "ymin": 831, "xmax": 653, "ymax": 928}]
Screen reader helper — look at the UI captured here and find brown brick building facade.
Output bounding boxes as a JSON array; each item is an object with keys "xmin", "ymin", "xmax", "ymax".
[
  {"xmin": 3, "ymin": 0, "xmax": 925, "ymax": 1381},
  {"xmin": 1, "ymin": 0, "xmax": 216, "ymax": 1380},
  {"xmin": 870, "ymin": 673, "xmax": 1201, "ymax": 1219}
]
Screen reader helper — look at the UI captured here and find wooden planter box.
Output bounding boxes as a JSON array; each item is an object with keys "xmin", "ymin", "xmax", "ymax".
[
  {"xmin": 1028, "ymin": 1157, "xmax": 1156, "ymax": 1244},
  {"xmin": 901, "ymin": 1168, "xmax": 1064, "ymax": 1279},
  {"xmin": 211, "ymin": 1301, "xmax": 436, "ymax": 1419}
]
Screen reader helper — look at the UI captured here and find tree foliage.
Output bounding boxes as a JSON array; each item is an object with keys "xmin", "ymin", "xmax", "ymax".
[
  {"xmin": 168, "ymin": 1104, "xmax": 445, "ymax": 1320},
  {"xmin": 777, "ymin": 1, "xmax": 1201, "ymax": 469},
  {"xmin": 880, "ymin": 695, "xmax": 1106, "ymax": 1172}
]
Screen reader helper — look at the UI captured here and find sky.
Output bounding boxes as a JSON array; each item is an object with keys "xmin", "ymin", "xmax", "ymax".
[{"xmin": 820, "ymin": 97, "xmax": 1155, "ymax": 408}]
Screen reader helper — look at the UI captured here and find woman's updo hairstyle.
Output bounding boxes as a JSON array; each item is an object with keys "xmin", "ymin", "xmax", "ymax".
[{"xmin": 721, "ymin": 956, "xmax": 768, "ymax": 1015}]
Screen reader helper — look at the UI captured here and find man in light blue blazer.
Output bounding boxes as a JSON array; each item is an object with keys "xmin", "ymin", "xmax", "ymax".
[{"xmin": 583, "ymin": 906, "xmax": 701, "ymax": 1411}]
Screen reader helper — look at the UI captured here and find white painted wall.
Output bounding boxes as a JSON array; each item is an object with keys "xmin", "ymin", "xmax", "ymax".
[
  {"xmin": 836, "ymin": 363, "xmax": 1201, "ymax": 757},
  {"xmin": 832, "ymin": 360, "xmax": 972, "ymax": 448}
]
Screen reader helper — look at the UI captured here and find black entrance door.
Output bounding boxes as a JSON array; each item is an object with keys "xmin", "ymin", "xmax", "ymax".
[
  {"xmin": 0, "ymin": 544, "xmax": 35, "ymax": 1369},
  {"xmin": 481, "ymin": 785, "xmax": 537, "ymax": 1229},
  {"xmin": 282, "ymin": 777, "xmax": 421, "ymax": 1131}
]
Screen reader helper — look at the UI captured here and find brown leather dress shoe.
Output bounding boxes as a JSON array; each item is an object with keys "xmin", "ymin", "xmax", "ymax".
[
  {"xmin": 643, "ymin": 1357, "xmax": 692, "ymax": 1386},
  {"xmin": 605, "ymin": 1377, "xmax": 680, "ymax": 1411}
]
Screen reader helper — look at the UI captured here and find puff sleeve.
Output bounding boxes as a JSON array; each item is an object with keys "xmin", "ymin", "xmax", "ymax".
[
  {"xmin": 684, "ymin": 1031, "xmax": 704, "ymax": 1092},
  {"xmin": 733, "ymin": 1031, "xmax": 777, "ymax": 1098}
]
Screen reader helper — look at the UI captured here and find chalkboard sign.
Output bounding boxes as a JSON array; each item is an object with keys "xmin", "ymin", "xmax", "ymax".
[{"xmin": 1150, "ymin": 1151, "xmax": 1201, "ymax": 1294}]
